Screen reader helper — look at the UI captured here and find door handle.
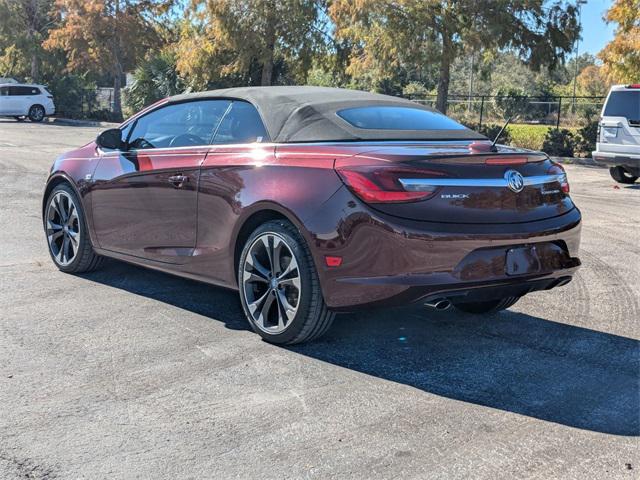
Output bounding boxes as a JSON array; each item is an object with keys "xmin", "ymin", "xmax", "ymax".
[{"xmin": 168, "ymin": 174, "xmax": 188, "ymax": 187}]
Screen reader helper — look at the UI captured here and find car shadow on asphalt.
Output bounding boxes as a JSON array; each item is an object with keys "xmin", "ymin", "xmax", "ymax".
[{"xmin": 82, "ymin": 259, "xmax": 640, "ymax": 437}]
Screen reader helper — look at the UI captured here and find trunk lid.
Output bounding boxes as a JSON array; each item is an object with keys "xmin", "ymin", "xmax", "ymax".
[{"xmin": 335, "ymin": 144, "xmax": 574, "ymax": 224}]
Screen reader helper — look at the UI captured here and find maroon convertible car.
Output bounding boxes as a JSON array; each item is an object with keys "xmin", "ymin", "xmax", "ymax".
[{"xmin": 42, "ymin": 87, "xmax": 581, "ymax": 344}]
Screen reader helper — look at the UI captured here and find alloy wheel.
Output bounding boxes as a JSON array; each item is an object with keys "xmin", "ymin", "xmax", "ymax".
[
  {"xmin": 242, "ymin": 232, "xmax": 301, "ymax": 334},
  {"xmin": 30, "ymin": 106, "xmax": 44, "ymax": 121},
  {"xmin": 46, "ymin": 191, "xmax": 80, "ymax": 266}
]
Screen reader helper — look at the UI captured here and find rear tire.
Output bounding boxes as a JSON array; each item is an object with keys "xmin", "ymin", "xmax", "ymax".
[
  {"xmin": 28, "ymin": 104, "xmax": 45, "ymax": 122},
  {"xmin": 44, "ymin": 183, "xmax": 103, "ymax": 273},
  {"xmin": 238, "ymin": 219, "xmax": 334, "ymax": 345},
  {"xmin": 609, "ymin": 166, "xmax": 638, "ymax": 184},
  {"xmin": 453, "ymin": 296, "xmax": 520, "ymax": 314}
]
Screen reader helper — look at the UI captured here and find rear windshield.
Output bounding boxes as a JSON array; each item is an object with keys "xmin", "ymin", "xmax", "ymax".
[
  {"xmin": 337, "ymin": 106, "xmax": 466, "ymax": 130},
  {"xmin": 604, "ymin": 91, "xmax": 640, "ymax": 120}
]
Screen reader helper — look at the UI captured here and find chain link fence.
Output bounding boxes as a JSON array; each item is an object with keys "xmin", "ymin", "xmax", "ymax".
[
  {"xmin": 52, "ymin": 87, "xmax": 605, "ymax": 130},
  {"xmin": 408, "ymin": 94, "xmax": 606, "ymax": 129},
  {"xmin": 53, "ymin": 87, "xmax": 115, "ymax": 120}
]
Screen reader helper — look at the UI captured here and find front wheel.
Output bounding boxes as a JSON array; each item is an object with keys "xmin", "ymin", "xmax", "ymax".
[
  {"xmin": 238, "ymin": 220, "xmax": 334, "ymax": 345},
  {"xmin": 609, "ymin": 166, "xmax": 638, "ymax": 184},
  {"xmin": 28, "ymin": 104, "xmax": 45, "ymax": 122},
  {"xmin": 44, "ymin": 183, "xmax": 103, "ymax": 273},
  {"xmin": 453, "ymin": 296, "xmax": 520, "ymax": 314}
]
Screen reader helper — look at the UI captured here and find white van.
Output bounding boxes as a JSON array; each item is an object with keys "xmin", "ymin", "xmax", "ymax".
[
  {"xmin": 0, "ymin": 83, "xmax": 56, "ymax": 122},
  {"xmin": 593, "ymin": 84, "xmax": 640, "ymax": 184}
]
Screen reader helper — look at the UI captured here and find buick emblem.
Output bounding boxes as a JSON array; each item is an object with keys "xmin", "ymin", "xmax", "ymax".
[{"xmin": 505, "ymin": 170, "xmax": 525, "ymax": 193}]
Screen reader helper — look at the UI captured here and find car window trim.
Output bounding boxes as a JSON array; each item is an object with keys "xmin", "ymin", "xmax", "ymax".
[
  {"xmin": 122, "ymin": 98, "xmax": 233, "ymax": 151},
  {"xmin": 210, "ymin": 99, "xmax": 270, "ymax": 145},
  {"xmin": 209, "ymin": 101, "xmax": 234, "ymax": 144},
  {"xmin": 119, "ymin": 98, "xmax": 271, "ymax": 150}
]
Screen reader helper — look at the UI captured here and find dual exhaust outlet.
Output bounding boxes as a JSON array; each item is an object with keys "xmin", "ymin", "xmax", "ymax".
[{"xmin": 424, "ymin": 298, "xmax": 452, "ymax": 311}]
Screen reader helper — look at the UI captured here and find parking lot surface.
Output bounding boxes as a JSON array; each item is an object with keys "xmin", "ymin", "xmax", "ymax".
[{"xmin": 1, "ymin": 120, "xmax": 638, "ymax": 479}]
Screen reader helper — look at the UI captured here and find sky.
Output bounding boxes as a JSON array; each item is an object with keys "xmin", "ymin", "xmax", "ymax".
[{"xmin": 579, "ymin": 0, "xmax": 616, "ymax": 56}]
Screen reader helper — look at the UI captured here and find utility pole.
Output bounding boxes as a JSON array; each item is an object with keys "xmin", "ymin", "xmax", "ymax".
[
  {"xmin": 572, "ymin": 0, "xmax": 587, "ymax": 110},
  {"xmin": 468, "ymin": 51, "xmax": 474, "ymax": 113}
]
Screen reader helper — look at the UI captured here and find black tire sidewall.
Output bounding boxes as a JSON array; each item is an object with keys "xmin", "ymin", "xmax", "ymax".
[
  {"xmin": 610, "ymin": 166, "xmax": 638, "ymax": 184},
  {"xmin": 237, "ymin": 221, "xmax": 317, "ymax": 344},
  {"xmin": 29, "ymin": 105, "xmax": 45, "ymax": 122},
  {"xmin": 44, "ymin": 183, "xmax": 91, "ymax": 272}
]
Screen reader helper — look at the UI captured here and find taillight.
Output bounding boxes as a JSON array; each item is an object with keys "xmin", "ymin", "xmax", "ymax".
[
  {"xmin": 548, "ymin": 162, "xmax": 570, "ymax": 194},
  {"xmin": 335, "ymin": 166, "xmax": 443, "ymax": 203}
]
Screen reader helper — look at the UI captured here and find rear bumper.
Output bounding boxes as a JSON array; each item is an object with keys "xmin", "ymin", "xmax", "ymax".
[
  {"xmin": 593, "ymin": 150, "xmax": 640, "ymax": 170},
  {"xmin": 306, "ymin": 187, "xmax": 581, "ymax": 310},
  {"xmin": 335, "ymin": 244, "xmax": 580, "ymax": 309}
]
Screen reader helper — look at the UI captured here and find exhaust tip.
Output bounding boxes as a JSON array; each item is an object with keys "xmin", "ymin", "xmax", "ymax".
[{"xmin": 425, "ymin": 298, "xmax": 452, "ymax": 311}]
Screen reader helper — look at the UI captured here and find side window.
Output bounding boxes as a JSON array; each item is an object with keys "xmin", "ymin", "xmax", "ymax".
[
  {"xmin": 213, "ymin": 101, "xmax": 268, "ymax": 144},
  {"xmin": 0, "ymin": 87, "xmax": 8, "ymax": 96},
  {"xmin": 9, "ymin": 86, "xmax": 38, "ymax": 96},
  {"xmin": 128, "ymin": 100, "xmax": 231, "ymax": 149}
]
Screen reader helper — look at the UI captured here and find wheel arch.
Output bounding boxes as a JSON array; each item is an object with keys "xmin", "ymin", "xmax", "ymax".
[
  {"xmin": 232, "ymin": 204, "xmax": 312, "ymax": 283},
  {"xmin": 29, "ymin": 103, "xmax": 45, "ymax": 117},
  {"xmin": 42, "ymin": 173, "xmax": 81, "ymax": 218}
]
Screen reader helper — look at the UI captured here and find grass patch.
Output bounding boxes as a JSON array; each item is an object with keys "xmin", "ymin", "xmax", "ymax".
[{"xmin": 506, "ymin": 124, "xmax": 578, "ymax": 151}]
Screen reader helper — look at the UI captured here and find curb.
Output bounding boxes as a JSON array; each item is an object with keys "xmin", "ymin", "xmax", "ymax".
[
  {"xmin": 45, "ymin": 117, "xmax": 119, "ymax": 128},
  {"xmin": 550, "ymin": 156, "xmax": 605, "ymax": 168}
]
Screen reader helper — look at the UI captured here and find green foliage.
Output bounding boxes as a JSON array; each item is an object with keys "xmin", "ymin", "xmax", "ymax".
[
  {"xmin": 176, "ymin": 0, "xmax": 324, "ymax": 89},
  {"xmin": 464, "ymin": 122, "xmax": 513, "ymax": 145},
  {"xmin": 330, "ymin": 0, "xmax": 579, "ymax": 112},
  {"xmin": 575, "ymin": 121, "xmax": 598, "ymax": 157},
  {"xmin": 46, "ymin": 74, "xmax": 96, "ymax": 118},
  {"xmin": 123, "ymin": 52, "xmax": 185, "ymax": 115},
  {"xmin": 0, "ymin": 0, "xmax": 56, "ymax": 81},
  {"xmin": 507, "ymin": 124, "xmax": 551, "ymax": 151},
  {"xmin": 493, "ymin": 88, "xmax": 529, "ymax": 120},
  {"xmin": 542, "ymin": 129, "xmax": 575, "ymax": 157},
  {"xmin": 402, "ymin": 82, "xmax": 431, "ymax": 99}
]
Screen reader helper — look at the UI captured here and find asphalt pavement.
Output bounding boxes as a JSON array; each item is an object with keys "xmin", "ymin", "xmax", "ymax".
[{"xmin": 0, "ymin": 119, "xmax": 638, "ymax": 479}]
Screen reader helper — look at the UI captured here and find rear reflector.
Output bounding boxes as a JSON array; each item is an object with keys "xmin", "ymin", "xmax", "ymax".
[
  {"xmin": 325, "ymin": 256, "xmax": 343, "ymax": 267},
  {"xmin": 336, "ymin": 166, "xmax": 443, "ymax": 204}
]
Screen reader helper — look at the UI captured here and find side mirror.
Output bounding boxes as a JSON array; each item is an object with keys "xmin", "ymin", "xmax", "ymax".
[{"xmin": 96, "ymin": 128, "xmax": 123, "ymax": 150}]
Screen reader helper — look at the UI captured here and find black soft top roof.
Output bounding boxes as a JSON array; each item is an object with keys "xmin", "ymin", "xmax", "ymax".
[{"xmin": 168, "ymin": 86, "xmax": 485, "ymax": 143}]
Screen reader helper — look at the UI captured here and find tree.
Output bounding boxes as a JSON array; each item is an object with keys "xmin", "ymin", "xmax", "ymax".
[
  {"xmin": 576, "ymin": 65, "xmax": 609, "ymax": 96},
  {"xmin": 176, "ymin": 0, "xmax": 324, "ymax": 89},
  {"xmin": 0, "ymin": 0, "xmax": 56, "ymax": 81},
  {"xmin": 44, "ymin": 0, "xmax": 163, "ymax": 120},
  {"xmin": 123, "ymin": 50, "xmax": 184, "ymax": 114},
  {"xmin": 330, "ymin": 0, "xmax": 579, "ymax": 113},
  {"xmin": 599, "ymin": 0, "xmax": 640, "ymax": 83}
]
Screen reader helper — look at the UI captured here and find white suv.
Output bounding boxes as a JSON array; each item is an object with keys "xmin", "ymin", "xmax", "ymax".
[
  {"xmin": 0, "ymin": 83, "xmax": 56, "ymax": 122},
  {"xmin": 593, "ymin": 84, "xmax": 640, "ymax": 184}
]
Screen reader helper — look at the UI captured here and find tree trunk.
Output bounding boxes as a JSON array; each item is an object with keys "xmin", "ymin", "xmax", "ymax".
[
  {"xmin": 113, "ymin": 59, "xmax": 123, "ymax": 121},
  {"xmin": 111, "ymin": 0, "xmax": 123, "ymax": 121},
  {"xmin": 261, "ymin": 14, "xmax": 276, "ymax": 86},
  {"xmin": 436, "ymin": 31, "xmax": 454, "ymax": 114},
  {"xmin": 27, "ymin": 0, "xmax": 39, "ymax": 81},
  {"xmin": 30, "ymin": 52, "xmax": 38, "ymax": 82}
]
